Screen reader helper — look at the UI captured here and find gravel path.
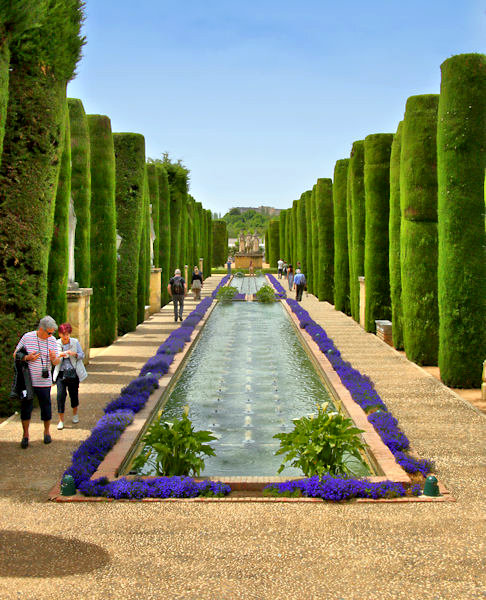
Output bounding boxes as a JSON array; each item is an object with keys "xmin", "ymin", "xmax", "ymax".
[{"xmin": 0, "ymin": 281, "xmax": 484, "ymax": 600}]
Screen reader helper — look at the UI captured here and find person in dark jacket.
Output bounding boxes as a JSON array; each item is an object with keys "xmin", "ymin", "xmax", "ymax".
[
  {"xmin": 191, "ymin": 267, "xmax": 203, "ymax": 300},
  {"xmin": 10, "ymin": 347, "xmax": 34, "ymax": 404}
]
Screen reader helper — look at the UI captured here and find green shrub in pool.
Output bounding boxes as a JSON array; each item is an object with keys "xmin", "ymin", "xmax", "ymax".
[
  {"xmin": 273, "ymin": 402, "xmax": 365, "ymax": 476},
  {"xmin": 235, "ymin": 271, "xmax": 245, "ymax": 278},
  {"xmin": 132, "ymin": 407, "xmax": 216, "ymax": 477},
  {"xmin": 216, "ymin": 286, "xmax": 238, "ymax": 302},
  {"xmin": 256, "ymin": 285, "xmax": 277, "ymax": 303}
]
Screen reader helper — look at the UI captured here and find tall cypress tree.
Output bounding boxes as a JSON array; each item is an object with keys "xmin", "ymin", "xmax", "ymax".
[
  {"xmin": 68, "ymin": 98, "xmax": 91, "ymax": 287},
  {"xmin": 333, "ymin": 159, "xmax": 350, "ymax": 314},
  {"xmin": 315, "ymin": 178, "xmax": 334, "ymax": 302},
  {"xmin": 0, "ymin": 0, "xmax": 84, "ymax": 413},
  {"xmin": 437, "ymin": 54, "xmax": 486, "ymax": 387},
  {"xmin": 291, "ymin": 200, "xmax": 298, "ymax": 266},
  {"xmin": 400, "ymin": 94, "xmax": 439, "ymax": 365},
  {"xmin": 113, "ymin": 133, "xmax": 145, "ymax": 335},
  {"xmin": 297, "ymin": 194, "xmax": 308, "ymax": 276},
  {"xmin": 137, "ymin": 166, "xmax": 150, "ymax": 324},
  {"xmin": 348, "ymin": 140, "xmax": 365, "ymax": 322},
  {"xmin": 47, "ymin": 106, "xmax": 71, "ymax": 324},
  {"xmin": 304, "ymin": 191, "xmax": 314, "ymax": 292},
  {"xmin": 265, "ymin": 228, "xmax": 269, "ymax": 264},
  {"xmin": 364, "ymin": 133, "xmax": 394, "ymax": 332},
  {"xmin": 165, "ymin": 162, "xmax": 188, "ymax": 273},
  {"xmin": 389, "ymin": 122, "xmax": 404, "ymax": 349},
  {"xmin": 88, "ymin": 115, "xmax": 117, "ymax": 347},
  {"xmin": 147, "ymin": 163, "xmax": 159, "ymax": 268},
  {"xmin": 279, "ymin": 210, "xmax": 286, "ymax": 262},
  {"xmin": 311, "ymin": 187, "xmax": 319, "ymax": 296},
  {"xmin": 268, "ymin": 219, "xmax": 280, "ymax": 267},
  {"xmin": 156, "ymin": 164, "xmax": 170, "ymax": 305},
  {"xmin": 212, "ymin": 220, "xmax": 227, "ymax": 267},
  {"xmin": 206, "ymin": 210, "xmax": 213, "ymax": 276}
]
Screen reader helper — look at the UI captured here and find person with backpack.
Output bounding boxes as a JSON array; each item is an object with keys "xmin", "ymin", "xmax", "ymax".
[
  {"xmin": 293, "ymin": 269, "xmax": 307, "ymax": 302},
  {"xmin": 168, "ymin": 269, "xmax": 187, "ymax": 322}
]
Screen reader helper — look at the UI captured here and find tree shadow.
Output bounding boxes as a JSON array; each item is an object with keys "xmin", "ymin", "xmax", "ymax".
[{"xmin": 0, "ymin": 530, "xmax": 111, "ymax": 576}]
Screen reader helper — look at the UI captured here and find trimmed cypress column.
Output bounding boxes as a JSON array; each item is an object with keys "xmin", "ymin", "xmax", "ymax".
[
  {"xmin": 137, "ymin": 166, "xmax": 150, "ymax": 324},
  {"xmin": 88, "ymin": 115, "xmax": 117, "ymax": 347},
  {"xmin": 167, "ymin": 165, "xmax": 188, "ymax": 273},
  {"xmin": 291, "ymin": 200, "xmax": 298, "ymax": 266},
  {"xmin": 265, "ymin": 229, "xmax": 269, "ymax": 263},
  {"xmin": 310, "ymin": 187, "xmax": 319, "ymax": 296},
  {"xmin": 206, "ymin": 210, "xmax": 213, "ymax": 276},
  {"xmin": 68, "ymin": 98, "xmax": 91, "ymax": 287},
  {"xmin": 315, "ymin": 178, "xmax": 334, "ymax": 302},
  {"xmin": 389, "ymin": 122, "xmax": 404, "ymax": 349},
  {"xmin": 437, "ymin": 54, "xmax": 486, "ymax": 387},
  {"xmin": 0, "ymin": 1, "xmax": 84, "ymax": 412},
  {"xmin": 279, "ymin": 210, "xmax": 286, "ymax": 262},
  {"xmin": 212, "ymin": 220, "xmax": 227, "ymax": 267},
  {"xmin": 400, "ymin": 94, "xmax": 439, "ymax": 365},
  {"xmin": 156, "ymin": 164, "xmax": 170, "ymax": 305},
  {"xmin": 47, "ymin": 106, "xmax": 71, "ymax": 323},
  {"xmin": 364, "ymin": 133, "xmax": 394, "ymax": 332},
  {"xmin": 348, "ymin": 141, "xmax": 365, "ymax": 322},
  {"xmin": 113, "ymin": 133, "xmax": 145, "ymax": 335},
  {"xmin": 297, "ymin": 194, "xmax": 308, "ymax": 275},
  {"xmin": 305, "ymin": 190, "xmax": 314, "ymax": 293},
  {"xmin": 269, "ymin": 219, "xmax": 280, "ymax": 267},
  {"xmin": 333, "ymin": 159, "xmax": 351, "ymax": 314},
  {"xmin": 147, "ymin": 164, "xmax": 159, "ymax": 268}
]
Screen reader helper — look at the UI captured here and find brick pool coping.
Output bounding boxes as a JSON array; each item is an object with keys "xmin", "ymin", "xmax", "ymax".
[{"xmin": 49, "ymin": 277, "xmax": 453, "ymax": 503}]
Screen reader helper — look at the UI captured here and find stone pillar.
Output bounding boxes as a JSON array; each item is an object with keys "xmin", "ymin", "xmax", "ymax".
[
  {"xmin": 67, "ymin": 288, "xmax": 93, "ymax": 364},
  {"xmin": 184, "ymin": 264, "xmax": 188, "ymax": 286},
  {"xmin": 359, "ymin": 276, "xmax": 366, "ymax": 328},
  {"xmin": 199, "ymin": 257, "xmax": 204, "ymax": 277},
  {"xmin": 482, "ymin": 360, "xmax": 486, "ymax": 402},
  {"xmin": 149, "ymin": 268, "xmax": 162, "ymax": 314}
]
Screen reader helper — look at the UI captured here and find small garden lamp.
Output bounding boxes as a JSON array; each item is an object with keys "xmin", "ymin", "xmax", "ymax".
[
  {"xmin": 60, "ymin": 474, "xmax": 76, "ymax": 496},
  {"xmin": 423, "ymin": 475, "xmax": 440, "ymax": 497}
]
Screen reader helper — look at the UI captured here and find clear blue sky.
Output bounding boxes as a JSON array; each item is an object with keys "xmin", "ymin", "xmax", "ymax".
[{"xmin": 68, "ymin": 0, "xmax": 485, "ymax": 215}]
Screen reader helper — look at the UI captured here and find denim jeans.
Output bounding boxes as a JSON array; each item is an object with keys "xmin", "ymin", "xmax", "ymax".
[{"xmin": 173, "ymin": 294, "xmax": 184, "ymax": 320}]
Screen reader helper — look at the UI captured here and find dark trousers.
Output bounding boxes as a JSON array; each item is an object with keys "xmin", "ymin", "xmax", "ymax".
[
  {"xmin": 296, "ymin": 284, "xmax": 305, "ymax": 301},
  {"xmin": 20, "ymin": 387, "xmax": 51, "ymax": 422},
  {"xmin": 56, "ymin": 376, "xmax": 80, "ymax": 413},
  {"xmin": 173, "ymin": 294, "xmax": 184, "ymax": 320}
]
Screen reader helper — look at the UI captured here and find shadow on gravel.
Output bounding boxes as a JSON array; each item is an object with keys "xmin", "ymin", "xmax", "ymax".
[{"xmin": 0, "ymin": 530, "xmax": 111, "ymax": 576}]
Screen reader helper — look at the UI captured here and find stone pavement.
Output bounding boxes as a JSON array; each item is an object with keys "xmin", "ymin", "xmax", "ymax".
[{"xmin": 0, "ymin": 278, "xmax": 485, "ymax": 600}]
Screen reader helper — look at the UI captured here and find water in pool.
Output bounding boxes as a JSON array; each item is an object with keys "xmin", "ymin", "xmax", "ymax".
[
  {"xmin": 136, "ymin": 300, "xmax": 370, "ymax": 477},
  {"xmin": 230, "ymin": 273, "xmax": 267, "ymax": 295}
]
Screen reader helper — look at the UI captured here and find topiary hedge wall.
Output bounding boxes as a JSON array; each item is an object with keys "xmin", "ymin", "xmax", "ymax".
[
  {"xmin": 315, "ymin": 178, "xmax": 334, "ymax": 302},
  {"xmin": 156, "ymin": 164, "xmax": 170, "ymax": 305},
  {"xmin": 389, "ymin": 121, "xmax": 404, "ymax": 349},
  {"xmin": 113, "ymin": 133, "xmax": 146, "ymax": 336},
  {"xmin": 212, "ymin": 220, "xmax": 228, "ymax": 267},
  {"xmin": 364, "ymin": 133, "xmax": 393, "ymax": 332},
  {"xmin": 68, "ymin": 97, "xmax": 91, "ymax": 287},
  {"xmin": 400, "ymin": 95, "xmax": 439, "ymax": 365},
  {"xmin": 88, "ymin": 115, "xmax": 117, "ymax": 347},
  {"xmin": 333, "ymin": 159, "xmax": 351, "ymax": 314},
  {"xmin": 47, "ymin": 106, "xmax": 71, "ymax": 324},
  {"xmin": 437, "ymin": 54, "xmax": 486, "ymax": 387},
  {"xmin": 0, "ymin": 0, "xmax": 84, "ymax": 414},
  {"xmin": 348, "ymin": 140, "xmax": 365, "ymax": 322}
]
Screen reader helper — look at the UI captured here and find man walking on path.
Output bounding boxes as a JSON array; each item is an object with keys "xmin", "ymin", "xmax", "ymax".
[
  {"xmin": 168, "ymin": 269, "xmax": 187, "ymax": 322},
  {"xmin": 293, "ymin": 269, "xmax": 306, "ymax": 302},
  {"xmin": 277, "ymin": 258, "xmax": 284, "ymax": 279},
  {"xmin": 13, "ymin": 316, "xmax": 60, "ymax": 448}
]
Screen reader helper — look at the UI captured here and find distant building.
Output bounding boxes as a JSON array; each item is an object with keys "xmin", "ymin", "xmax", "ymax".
[{"xmin": 233, "ymin": 206, "xmax": 281, "ymax": 217}]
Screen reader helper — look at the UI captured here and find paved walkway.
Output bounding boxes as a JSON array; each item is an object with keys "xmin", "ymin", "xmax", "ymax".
[{"xmin": 0, "ymin": 279, "xmax": 484, "ymax": 600}]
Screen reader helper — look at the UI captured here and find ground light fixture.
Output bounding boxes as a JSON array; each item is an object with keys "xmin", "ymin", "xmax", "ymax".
[
  {"xmin": 423, "ymin": 475, "xmax": 440, "ymax": 497},
  {"xmin": 60, "ymin": 474, "xmax": 76, "ymax": 496}
]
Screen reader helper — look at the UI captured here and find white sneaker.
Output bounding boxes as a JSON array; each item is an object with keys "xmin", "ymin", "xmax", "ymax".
[
  {"xmin": 57, "ymin": 421, "xmax": 64, "ymax": 430},
  {"xmin": 72, "ymin": 415, "xmax": 79, "ymax": 424}
]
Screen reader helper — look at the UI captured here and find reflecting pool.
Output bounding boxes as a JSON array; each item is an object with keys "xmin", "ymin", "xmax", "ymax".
[
  {"xmin": 230, "ymin": 274, "xmax": 267, "ymax": 295},
  {"xmin": 134, "ymin": 300, "xmax": 370, "ymax": 478}
]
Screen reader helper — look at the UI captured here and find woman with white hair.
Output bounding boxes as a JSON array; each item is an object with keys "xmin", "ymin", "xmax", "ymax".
[{"xmin": 13, "ymin": 316, "xmax": 61, "ymax": 448}]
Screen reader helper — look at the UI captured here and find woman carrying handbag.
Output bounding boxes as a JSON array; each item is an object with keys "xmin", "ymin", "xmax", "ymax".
[{"xmin": 52, "ymin": 323, "xmax": 88, "ymax": 430}]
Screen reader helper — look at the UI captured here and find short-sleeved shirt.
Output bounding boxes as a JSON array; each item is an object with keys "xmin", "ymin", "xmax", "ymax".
[
  {"xmin": 277, "ymin": 260, "xmax": 284, "ymax": 270},
  {"xmin": 15, "ymin": 331, "xmax": 59, "ymax": 387},
  {"xmin": 294, "ymin": 273, "xmax": 306, "ymax": 286}
]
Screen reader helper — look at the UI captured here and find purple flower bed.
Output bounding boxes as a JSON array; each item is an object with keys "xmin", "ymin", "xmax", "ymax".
[
  {"xmin": 63, "ymin": 277, "xmax": 233, "ymax": 497},
  {"xmin": 79, "ymin": 476, "xmax": 231, "ymax": 499},
  {"xmin": 283, "ymin": 297, "xmax": 432, "ymax": 476},
  {"xmin": 264, "ymin": 474, "xmax": 406, "ymax": 501},
  {"xmin": 266, "ymin": 273, "xmax": 287, "ymax": 299},
  {"xmin": 233, "ymin": 293, "xmax": 246, "ymax": 301}
]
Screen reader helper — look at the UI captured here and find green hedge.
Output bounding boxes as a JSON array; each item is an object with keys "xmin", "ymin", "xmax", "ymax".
[
  {"xmin": 389, "ymin": 122, "xmax": 404, "ymax": 349},
  {"xmin": 297, "ymin": 194, "xmax": 308, "ymax": 275},
  {"xmin": 113, "ymin": 133, "xmax": 146, "ymax": 335},
  {"xmin": 167, "ymin": 164, "xmax": 187, "ymax": 273},
  {"xmin": 291, "ymin": 200, "xmax": 298, "ymax": 266},
  {"xmin": 68, "ymin": 98, "xmax": 91, "ymax": 287},
  {"xmin": 304, "ymin": 190, "xmax": 314, "ymax": 293},
  {"xmin": 348, "ymin": 140, "xmax": 365, "ymax": 322},
  {"xmin": 88, "ymin": 115, "xmax": 117, "ymax": 347},
  {"xmin": 437, "ymin": 54, "xmax": 486, "ymax": 387},
  {"xmin": 47, "ymin": 106, "xmax": 71, "ymax": 324},
  {"xmin": 146, "ymin": 163, "xmax": 159, "ymax": 268},
  {"xmin": 137, "ymin": 166, "xmax": 150, "ymax": 324},
  {"xmin": 315, "ymin": 178, "xmax": 334, "ymax": 302},
  {"xmin": 0, "ymin": 0, "xmax": 84, "ymax": 414},
  {"xmin": 206, "ymin": 210, "xmax": 213, "ymax": 276},
  {"xmin": 333, "ymin": 159, "xmax": 351, "ymax": 314},
  {"xmin": 212, "ymin": 220, "xmax": 228, "ymax": 267},
  {"xmin": 156, "ymin": 164, "xmax": 171, "ymax": 305},
  {"xmin": 400, "ymin": 94, "xmax": 439, "ymax": 365},
  {"xmin": 311, "ymin": 186, "xmax": 319, "ymax": 295},
  {"xmin": 264, "ymin": 228, "xmax": 269, "ymax": 262},
  {"xmin": 364, "ymin": 133, "xmax": 393, "ymax": 332},
  {"xmin": 268, "ymin": 219, "xmax": 280, "ymax": 267},
  {"xmin": 279, "ymin": 210, "xmax": 287, "ymax": 262},
  {"xmin": 180, "ymin": 195, "xmax": 188, "ymax": 268}
]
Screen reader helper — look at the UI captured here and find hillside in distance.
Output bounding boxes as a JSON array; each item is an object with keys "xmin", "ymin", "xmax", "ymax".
[{"xmin": 223, "ymin": 207, "xmax": 280, "ymax": 238}]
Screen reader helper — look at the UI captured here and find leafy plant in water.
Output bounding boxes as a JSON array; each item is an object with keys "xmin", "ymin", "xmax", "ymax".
[
  {"xmin": 256, "ymin": 284, "xmax": 276, "ymax": 303},
  {"xmin": 133, "ymin": 407, "xmax": 217, "ymax": 476},
  {"xmin": 216, "ymin": 286, "xmax": 238, "ymax": 302},
  {"xmin": 235, "ymin": 271, "xmax": 245, "ymax": 278},
  {"xmin": 273, "ymin": 403, "xmax": 365, "ymax": 476}
]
